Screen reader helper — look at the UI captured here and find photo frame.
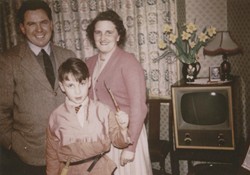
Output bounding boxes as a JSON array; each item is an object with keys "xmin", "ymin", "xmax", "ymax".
[{"xmin": 209, "ymin": 66, "xmax": 221, "ymax": 81}]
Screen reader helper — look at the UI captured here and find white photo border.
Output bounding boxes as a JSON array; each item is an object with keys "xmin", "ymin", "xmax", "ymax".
[{"xmin": 209, "ymin": 66, "xmax": 221, "ymax": 82}]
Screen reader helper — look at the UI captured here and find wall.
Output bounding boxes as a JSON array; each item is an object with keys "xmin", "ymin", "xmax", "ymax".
[
  {"xmin": 185, "ymin": 0, "xmax": 228, "ymax": 77},
  {"xmin": 228, "ymin": 0, "xmax": 250, "ymax": 140}
]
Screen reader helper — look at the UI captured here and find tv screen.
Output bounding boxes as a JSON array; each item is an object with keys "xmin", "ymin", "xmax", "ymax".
[{"xmin": 181, "ymin": 92, "xmax": 228, "ymax": 125}]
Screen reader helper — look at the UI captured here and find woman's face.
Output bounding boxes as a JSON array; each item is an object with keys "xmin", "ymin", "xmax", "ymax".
[{"xmin": 94, "ymin": 20, "xmax": 120, "ymax": 54}]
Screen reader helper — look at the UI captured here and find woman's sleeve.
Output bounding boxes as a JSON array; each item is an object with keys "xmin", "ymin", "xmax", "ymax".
[{"xmin": 122, "ymin": 55, "xmax": 147, "ymax": 152}]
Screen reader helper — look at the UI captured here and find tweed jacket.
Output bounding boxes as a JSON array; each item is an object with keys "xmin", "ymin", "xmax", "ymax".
[
  {"xmin": 0, "ymin": 42, "xmax": 76, "ymax": 166},
  {"xmin": 46, "ymin": 98, "xmax": 129, "ymax": 175},
  {"xmin": 86, "ymin": 47, "xmax": 147, "ymax": 152}
]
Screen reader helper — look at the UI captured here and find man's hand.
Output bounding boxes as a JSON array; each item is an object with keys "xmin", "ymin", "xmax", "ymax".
[{"xmin": 120, "ymin": 150, "xmax": 135, "ymax": 166}]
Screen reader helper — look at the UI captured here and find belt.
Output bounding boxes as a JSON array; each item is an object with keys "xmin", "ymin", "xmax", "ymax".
[{"xmin": 62, "ymin": 152, "xmax": 106, "ymax": 172}]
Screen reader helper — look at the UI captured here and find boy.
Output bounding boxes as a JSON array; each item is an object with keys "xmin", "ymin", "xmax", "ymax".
[{"xmin": 46, "ymin": 58, "xmax": 131, "ymax": 175}]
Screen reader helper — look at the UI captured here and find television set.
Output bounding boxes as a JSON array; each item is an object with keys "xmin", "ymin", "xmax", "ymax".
[{"xmin": 172, "ymin": 84, "xmax": 235, "ymax": 150}]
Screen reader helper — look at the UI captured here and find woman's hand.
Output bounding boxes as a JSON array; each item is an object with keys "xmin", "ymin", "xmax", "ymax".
[{"xmin": 120, "ymin": 150, "xmax": 135, "ymax": 166}]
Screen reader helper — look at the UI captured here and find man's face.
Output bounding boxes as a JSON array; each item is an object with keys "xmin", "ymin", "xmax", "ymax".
[{"xmin": 20, "ymin": 9, "xmax": 53, "ymax": 47}]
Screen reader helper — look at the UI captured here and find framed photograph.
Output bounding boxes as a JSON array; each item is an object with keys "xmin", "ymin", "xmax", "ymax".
[{"xmin": 209, "ymin": 66, "xmax": 221, "ymax": 81}]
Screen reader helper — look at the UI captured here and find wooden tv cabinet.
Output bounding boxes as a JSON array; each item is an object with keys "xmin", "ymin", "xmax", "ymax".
[{"xmin": 170, "ymin": 77, "xmax": 242, "ymax": 175}]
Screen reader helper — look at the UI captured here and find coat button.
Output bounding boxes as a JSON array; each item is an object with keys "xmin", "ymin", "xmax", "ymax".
[{"xmin": 54, "ymin": 92, "xmax": 57, "ymax": 96}]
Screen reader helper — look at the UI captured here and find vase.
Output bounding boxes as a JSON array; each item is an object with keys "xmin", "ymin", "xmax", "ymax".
[{"xmin": 182, "ymin": 62, "xmax": 201, "ymax": 82}]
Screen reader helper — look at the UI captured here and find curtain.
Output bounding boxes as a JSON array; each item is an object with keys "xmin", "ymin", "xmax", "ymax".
[
  {"xmin": 0, "ymin": 0, "xmax": 23, "ymax": 52},
  {"xmin": 0, "ymin": 0, "xmax": 178, "ymax": 98}
]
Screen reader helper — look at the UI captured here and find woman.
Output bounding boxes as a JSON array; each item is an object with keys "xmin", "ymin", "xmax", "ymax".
[{"xmin": 85, "ymin": 10, "xmax": 153, "ymax": 175}]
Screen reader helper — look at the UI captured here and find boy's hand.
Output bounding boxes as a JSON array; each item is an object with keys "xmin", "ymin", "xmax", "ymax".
[
  {"xmin": 115, "ymin": 111, "xmax": 129, "ymax": 129},
  {"xmin": 120, "ymin": 150, "xmax": 135, "ymax": 166}
]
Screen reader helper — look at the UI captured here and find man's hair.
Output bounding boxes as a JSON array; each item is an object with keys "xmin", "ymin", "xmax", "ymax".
[
  {"xmin": 17, "ymin": 0, "xmax": 52, "ymax": 24},
  {"xmin": 58, "ymin": 58, "xmax": 90, "ymax": 83}
]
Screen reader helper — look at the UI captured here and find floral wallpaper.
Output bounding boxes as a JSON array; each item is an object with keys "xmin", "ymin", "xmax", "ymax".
[{"xmin": 228, "ymin": 0, "xmax": 250, "ymax": 142}]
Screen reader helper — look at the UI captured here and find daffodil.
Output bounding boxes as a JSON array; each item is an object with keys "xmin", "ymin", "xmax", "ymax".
[
  {"xmin": 189, "ymin": 41, "xmax": 196, "ymax": 48},
  {"xmin": 158, "ymin": 40, "xmax": 167, "ymax": 49},
  {"xmin": 207, "ymin": 26, "xmax": 216, "ymax": 37},
  {"xmin": 158, "ymin": 22, "xmax": 216, "ymax": 64},
  {"xmin": 163, "ymin": 24, "xmax": 172, "ymax": 33},
  {"xmin": 186, "ymin": 23, "xmax": 197, "ymax": 33},
  {"xmin": 169, "ymin": 34, "xmax": 177, "ymax": 43},
  {"xmin": 198, "ymin": 33, "xmax": 209, "ymax": 42},
  {"xmin": 181, "ymin": 31, "xmax": 191, "ymax": 40}
]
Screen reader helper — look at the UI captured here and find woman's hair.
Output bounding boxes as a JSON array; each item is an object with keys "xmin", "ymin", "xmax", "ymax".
[
  {"xmin": 86, "ymin": 9, "xmax": 126, "ymax": 47},
  {"xmin": 58, "ymin": 58, "xmax": 90, "ymax": 82},
  {"xmin": 17, "ymin": 0, "xmax": 52, "ymax": 24}
]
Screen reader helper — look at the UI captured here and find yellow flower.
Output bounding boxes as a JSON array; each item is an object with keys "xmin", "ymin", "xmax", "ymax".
[
  {"xmin": 189, "ymin": 41, "xmax": 196, "ymax": 48},
  {"xmin": 163, "ymin": 24, "xmax": 172, "ymax": 33},
  {"xmin": 198, "ymin": 32, "xmax": 209, "ymax": 42},
  {"xmin": 207, "ymin": 26, "xmax": 216, "ymax": 37},
  {"xmin": 158, "ymin": 22, "xmax": 216, "ymax": 64},
  {"xmin": 158, "ymin": 39, "xmax": 167, "ymax": 49},
  {"xmin": 186, "ymin": 23, "xmax": 197, "ymax": 33},
  {"xmin": 181, "ymin": 31, "xmax": 191, "ymax": 40},
  {"xmin": 169, "ymin": 34, "xmax": 177, "ymax": 43}
]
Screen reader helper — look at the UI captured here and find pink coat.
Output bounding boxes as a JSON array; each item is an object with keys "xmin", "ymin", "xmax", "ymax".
[{"xmin": 86, "ymin": 47, "xmax": 147, "ymax": 152}]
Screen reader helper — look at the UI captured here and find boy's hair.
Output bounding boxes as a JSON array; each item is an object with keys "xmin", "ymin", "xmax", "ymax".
[
  {"xmin": 17, "ymin": 0, "xmax": 52, "ymax": 24},
  {"xmin": 58, "ymin": 58, "xmax": 90, "ymax": 82}
]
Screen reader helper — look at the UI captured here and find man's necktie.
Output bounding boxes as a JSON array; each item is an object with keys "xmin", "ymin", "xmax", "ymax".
[
  {"xmin": 75, "ymin": 105, "xmax": 82, "ymax": 113},
  {"xmin": 41, "ymin": 49, "xmax": 55, "ymax": 88}
]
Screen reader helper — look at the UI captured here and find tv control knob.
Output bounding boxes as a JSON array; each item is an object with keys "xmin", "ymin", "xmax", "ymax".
[
  {"xmin": 184, "ymin": 133, "xmax": 192, "ymax": 144},
  {"xmin": 218, "ymin": 138, "xmax": 225, "ymax": 146},
  {"xmin": 218, "ymin": 133, "xmax": 224, "ymax": 139},
  {"xmin": 184, "ymin": 137, "xmax": 192, "ymax": 144}
]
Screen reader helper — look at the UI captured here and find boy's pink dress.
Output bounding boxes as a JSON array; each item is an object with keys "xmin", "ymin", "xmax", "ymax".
[{"xmin": 46, "ymin": 98, "xmax": 129, "ymax": 175}]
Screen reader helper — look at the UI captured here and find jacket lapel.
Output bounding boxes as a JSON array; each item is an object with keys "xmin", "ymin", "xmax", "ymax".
[
  {"xmin": 51, "ymin": 44, "xmax": 69, "ymax": 91},
  {"xmin": 20, "ymin": 44, "xmax": 54, "ymax": 90}
]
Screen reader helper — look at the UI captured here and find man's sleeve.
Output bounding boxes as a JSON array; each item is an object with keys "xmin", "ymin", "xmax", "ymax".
[{"xmin": 0, "ymin": 54, "xmax": 14, "ymax": 149}]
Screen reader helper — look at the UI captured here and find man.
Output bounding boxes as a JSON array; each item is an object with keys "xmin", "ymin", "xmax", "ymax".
[{"xmin": 0, "ymin": 1, "xmax": 75, "ymax": 175}]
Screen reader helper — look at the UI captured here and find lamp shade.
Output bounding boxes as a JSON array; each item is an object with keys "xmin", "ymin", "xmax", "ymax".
[{"xmin": 203, "ymin": 31, "xmax": 241, "ymax": 56}]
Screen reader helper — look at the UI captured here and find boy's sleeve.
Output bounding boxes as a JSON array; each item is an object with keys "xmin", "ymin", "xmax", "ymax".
[{"xmin": 108, "ymin": 111, "xmax": 130, "ymax": 148}]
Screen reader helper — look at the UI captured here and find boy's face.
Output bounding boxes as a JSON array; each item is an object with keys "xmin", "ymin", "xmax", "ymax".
[{"xmin": 59, "ymin": 73, "xmax": 91, "ymax": 105}]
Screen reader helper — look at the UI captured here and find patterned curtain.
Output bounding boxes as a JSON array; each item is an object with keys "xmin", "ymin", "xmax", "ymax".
[
  {"xmin": 0, "ymin": 0, "xmax": 23, "ymax": 52},
  {"xmin": 0, "ymin": 0, "xmax": 178, "ymax": 98}
]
